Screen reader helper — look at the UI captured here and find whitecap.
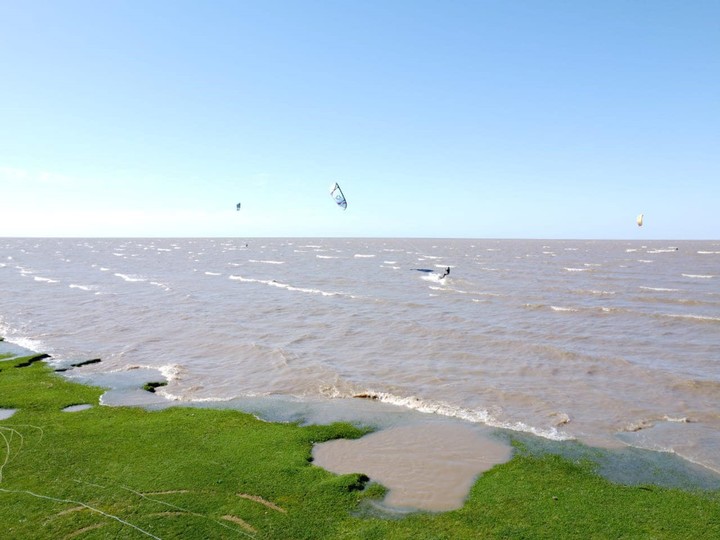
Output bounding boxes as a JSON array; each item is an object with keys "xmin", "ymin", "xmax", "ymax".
[
  {"xmin": 249, "ymin": 259, "xmax": 285, "ymax": 265},
  {"xmin": 639, "ymin": 286, "xmax": 680, "ymax": 292},
  {"xmin": 665, "ymin": 314, "xmax": 720, "ymax": 323},
  {"xmin": 150, "ymin": 281, "xmax": 171, "ymax": 291},
  {"xmin": 34, "ymin": 276, "xmax": 59, "ymax": 283},
  {"xmin": 354, "ymin": 254, "xmax": 376, "ymax": 258},
  {"xmin": 69, "ymin": 284, "xmax": 95, "ymax": 291},
  {"xmin": 353, "ymin": 392, "xmax": 572, "ymax": 442},
  {"xmin": 229, "ymin": 275, "xmax": 341, "ymax": 297},
  {"xmin": 663, "ymin": 416, "xmax": 690, "ymax": 423},
  {"xmin": 158, "ymin": 364, "xmax": 183, "ymax": 381},
  {"xmin": 114, "ymin": 273, "xmax": 147, "ymax": 282},
  {"xmin": 551, "ymin": 306, "xmax": 579, "ymax": 312},
  {"xmin": 682, "ymin": 274, "xmax": 714, "ymax": 279}
]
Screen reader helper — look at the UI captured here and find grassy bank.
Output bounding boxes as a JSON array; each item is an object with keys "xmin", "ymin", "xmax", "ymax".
[{"xmin": 1, "ymin": 352, "xmax": 718, "ymax": 539}]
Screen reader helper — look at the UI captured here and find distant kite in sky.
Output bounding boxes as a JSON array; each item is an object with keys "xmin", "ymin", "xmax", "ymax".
[
  {"xmin": 236, "ymin": 202, "xmax": 241, "ymax": 211},
  {"xmin": 329, "ymin": 183, "xmax": 347, "ymax": 210},
  {"xmin": 636, "ymin": 213, "xmax": 643, "ymax": 227}
]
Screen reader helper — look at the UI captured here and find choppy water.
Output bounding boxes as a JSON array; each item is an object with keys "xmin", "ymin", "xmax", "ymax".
[{"xmin": 1, "ymin": 238, "xmax": 719, "ymax": 475}]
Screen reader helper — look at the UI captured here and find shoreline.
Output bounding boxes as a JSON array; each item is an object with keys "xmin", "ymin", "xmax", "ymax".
[
  {"xmin": 2, "ymin": 344, "xmax": 720, "ymax": 537},
  {"xmin": 5, "ymin": 338, "xmax": 720, "ymax": 494}
]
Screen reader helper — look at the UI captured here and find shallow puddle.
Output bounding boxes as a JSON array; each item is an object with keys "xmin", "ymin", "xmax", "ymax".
[{"xmin": 313, "ymin": 421, "xmax": 512, "ymax": 512}]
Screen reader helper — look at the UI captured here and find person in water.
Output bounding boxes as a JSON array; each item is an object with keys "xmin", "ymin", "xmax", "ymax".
[{"xmin": 440, "ymin": 267, "xmax": 450, "ymax": 279}]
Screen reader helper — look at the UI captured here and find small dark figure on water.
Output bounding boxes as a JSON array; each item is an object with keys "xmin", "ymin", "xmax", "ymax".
[{"xmin": 440, "ymin": 267, "xmax": 450, "ymax": 279}]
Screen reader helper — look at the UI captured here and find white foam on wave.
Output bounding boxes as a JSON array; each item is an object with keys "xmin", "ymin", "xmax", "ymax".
[
  {"xmin": 354, "ymin": 254, "xmax": 376, "ymax": 258},
  {"xmin": 639, "ymin": 286, "xmax": 679, "ymax": 292},
  {"xmin": 663, "ymin": 415, "xmax": 690, "ymax": 423},
  {"xmin": 682, "ymin": 274, "xmax": 714, "ymax": 279},
  {"xmin": 117, "ymin": 363, "xmax": 183, "ymax": 382},
  {"xmin": 158, "ymin": 364, "xmax": 182, "ymax": 381},
  {"xmin": 160, "ymin": 391, "xmax": 237, "ymax": 402},
  {"xmin": 316, "ymin": 255, "xmax": 339, "ymax": 259},
  {"xmin": 69, "ymin": 284, "xmax": 95, "ymax": 291},
  {"xmin": 564, "ymin": 267, "xmax": 588, "ymax": 272},
  {"xmin": 0, "ymin": 334, "xmax": 48, "ymax": 356},
  {"xmin": 356, "ymin": 392, "xmax": 572, "ymax": 442},
  {"xmin": 204, "ymin": 271, "xmax": 222, "ymax": 276},
  {"xmin": 665, "ymin": 313, "xmax": 720, "ymax": 323},
  {"xmin": 249, "ymin": 259, "xmax": 285, "ymax": 265},
  {"xmin": 697, "ymin": 251, "xmax": 720, "ymax": 255},
  {"xmin": 150, "ymin": 281, "xmax": 171, "ymax": 291},
  {"xmin": 34, "ymin": 276, "xmax": 59, "ymax": 283},
  {"xmin": 637, "ymin": 260, "xmax": 654, "ymax": 263},
  {"xmin": 582, "ymin": 289, "xmax": 616, "ymax": 296},
  {"xmin": 114, "ymin": 273, "xmax": 147, "ymax": 282},
  {"xmin": 229, "ymin": 275, "xmax": 342, "ymax": 297},
  {"xmin": 551, "ymin": 306, "xmax": 579, "ymax": 312}
]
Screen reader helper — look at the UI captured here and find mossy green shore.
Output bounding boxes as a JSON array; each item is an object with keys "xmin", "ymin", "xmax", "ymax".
[{"xmin": 1, "ymin": 353, "xmax": 719, "ymax": 539}]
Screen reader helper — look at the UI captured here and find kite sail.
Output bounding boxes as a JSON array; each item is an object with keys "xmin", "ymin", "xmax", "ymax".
[
  {"xmin": 329, "ymin": 182, "xmax": 347, "ymax": 210},
  {"xmin": 636, "ymin": 213, "xmax": 643, "ymax": 227},
  {"xmin": 236, "ymin": 202, "xmax": 241, "ymax": 211}
]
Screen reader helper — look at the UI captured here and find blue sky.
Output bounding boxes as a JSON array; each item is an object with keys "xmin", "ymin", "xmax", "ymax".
[{"xmin": 1, "ymin": 1, "xmax": 718, "ymax": 239}]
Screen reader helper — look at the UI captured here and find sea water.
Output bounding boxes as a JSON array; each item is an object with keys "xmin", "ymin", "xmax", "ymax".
[{"xmin": 1, "ymin": 238, "xmax": 719, "ymax": 483}]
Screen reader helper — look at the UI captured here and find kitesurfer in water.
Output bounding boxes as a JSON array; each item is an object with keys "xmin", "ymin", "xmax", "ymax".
[{"xmin": 440, "ymin": 267, "xmax": 450, "ymax": 279}]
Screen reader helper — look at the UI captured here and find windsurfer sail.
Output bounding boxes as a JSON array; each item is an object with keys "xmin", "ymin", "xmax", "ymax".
[
  {"xmin": 636, "ymin": 213, "xmax": 643, "ymax": 227},
  {"xmin": 329, "ymin": 183, "xmax": 347, "ymax": 210}
]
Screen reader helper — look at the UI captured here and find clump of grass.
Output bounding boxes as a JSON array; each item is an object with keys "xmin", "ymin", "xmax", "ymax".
[
  {"xmin": 142, "ymin": 381, "xmax": 168, "ymax": 393},
  {"xmin": 1, "ymin": 353, "xmax": 718, "ymax": 539}
]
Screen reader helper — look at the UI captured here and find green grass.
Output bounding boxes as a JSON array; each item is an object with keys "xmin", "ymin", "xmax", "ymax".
[{"xmin": 1, "ymin": 353, "xmax": 719, "ymax": 539}]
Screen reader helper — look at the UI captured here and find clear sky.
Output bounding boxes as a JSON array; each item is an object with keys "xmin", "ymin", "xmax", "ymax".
[{"xmin": 2, "ymin": 1, "xmax": 718, "ymax": 239}]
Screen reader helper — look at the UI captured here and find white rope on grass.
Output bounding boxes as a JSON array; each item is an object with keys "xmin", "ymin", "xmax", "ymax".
[
  {"xmin": 121, "ymin": 486, "xmax": 256, "ymax": 538},
  {"xmin": 0, "ymin": 487, "xmax": 162, "ymax": 540},
  {"xmin": 0, "ymin": 429, "xmax": 11, "ymax": 483},
  {"xmin": 0, "ymin": 425, "xmax": 47, "ymax": 484},
  {"xmin": 73, "ymin": 480, "xmax": 255, "ymax": 538}
]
